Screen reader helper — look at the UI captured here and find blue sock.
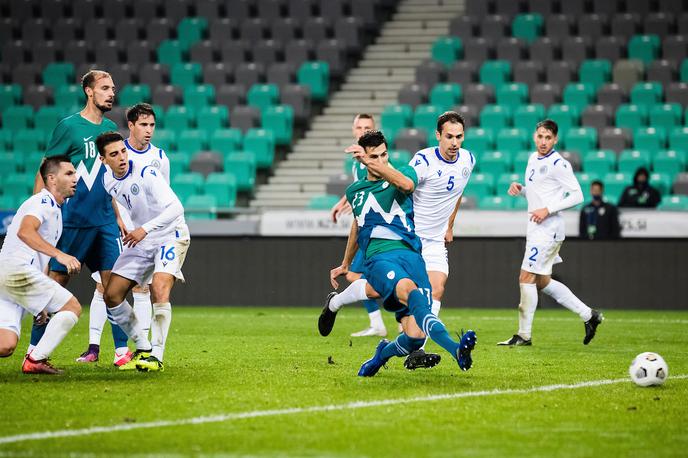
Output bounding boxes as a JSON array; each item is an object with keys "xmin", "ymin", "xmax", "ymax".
[
  {"xmin": 407, "ymin": 289, "xmax": 459, "ymax": 358},
  {"xmin": 30, "ymin": 321, "xmax": 47, "ymax": 346},
  {"xmin": 380, "ymin": 333, "xmax": 425, "ymax": 360},
  {"xmin": 107, "ymin": 308, "xmax": 130, "ymax": 349},
  {"xmin": 363, "ymin": 299, "xmax": 379, "ymax": 313}
]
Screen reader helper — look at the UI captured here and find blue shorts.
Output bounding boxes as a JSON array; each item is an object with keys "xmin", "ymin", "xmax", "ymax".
[
  {"xmin": 350, "ymin": 249, "xmax": 366, "ymax": 274},
  {"xmin": 49, "ymin": 223, "xmax": 122, "ymax": 274},
  {"xmin": 364, "ymin": 249, "xmax": 432, "ymax": 322}
]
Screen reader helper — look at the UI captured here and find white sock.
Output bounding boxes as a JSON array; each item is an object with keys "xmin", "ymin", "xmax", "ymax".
[
  {"xmin": 368, "ymin": 310, "xmax": 385, "ymax": 330},
  {"xmin": 431, "ymin": 300, "xmax": 441, "ymax": 317},
  {"xmin": 114, "ymin": 347, "xmax": 130, "ymax": 356},
  {"xmin": 89, "ymin": 290, "xmax": 107, "ymax": 346},
  {"xmin": 150, "ymin": 302, "xmax": 172, "ymax": 361},
  {"xmin": 329, "ymin": 279, "xmax": 368, "ymax": 312},
  {"xmin": 541, "ymin": 279, "xmax": 592, "ymax": 321},
  {"xmin": 133, "ymin": 291, "xmax": 152, "ymax": 337},
  {"xmin": 31, "ymin": 311, "xmax": 78, "ymax": 360},
  {"xmin": 517, "ymin": 283, "xmax": 538, "ymax": 340},
  {"xmin": 108, "ymin": 300, "xmax": 151, "ymax": 350}
]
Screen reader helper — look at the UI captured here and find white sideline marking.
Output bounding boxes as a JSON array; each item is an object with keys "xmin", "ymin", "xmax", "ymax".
[{"xmin": 1, "ymin": 375, "xmax": 686, "ymax": 445}]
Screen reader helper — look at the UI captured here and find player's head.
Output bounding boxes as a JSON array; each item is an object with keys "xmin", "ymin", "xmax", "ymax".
[
  {"xmin": 534, "ymin": 119, "xmax": 558, "ymax": 156},
  {"xmin": 435, "ymin": 111, "xmax": 465, "ymax": 161},
  {"xmin": 126, "ymin": 103, "xmax": 156, "ymax": 149},
  {"xmin": 590, "ymin": 180, "xmax": 604, "ymax": 202},
  {"xmin": 358, "ymin": 130, "xmax": 388, "ymax": 179},
  {"xmin": 96, "ymin": 131, "xmax": 129, "ymax": 176},
  {"xmin": 82, "ymin": 70, "xmax": 115, "ymax": 113},
  {"xmin": 352, "ymin": 113, "xmax": 375, "ymax": 140},
  {"xmin": 40, "ymin": 155, "xmax": 77, "ymax": 200},
  {"xmin": 633, "ymin": 167, "xmax": 650, "ymax": 188}
]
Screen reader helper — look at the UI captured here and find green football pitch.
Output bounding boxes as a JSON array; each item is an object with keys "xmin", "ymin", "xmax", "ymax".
[{"xmin": 0, "ymin": 307, "xmax": 686, "ymax": 457}]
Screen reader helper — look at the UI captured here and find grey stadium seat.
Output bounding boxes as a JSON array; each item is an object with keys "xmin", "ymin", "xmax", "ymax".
[
  {"xmin": 599, "ymin": 127, "xmax": 632, "ymax": 153},
  {"xmin": 164, "ymin": 0, "xmax": 191, "ymax": 23},
  {"xmin": 146, "ymin": 18, "xmax": 173, "ymax": 46},
  {"xmin": 646, "ymin": 60, "xmax": 677, "ymax": 87},
  {"xmin": 452, "ymin": 105, "xmax": 478, "ymax": 128},
  {"xmin": 590, "ymin": 0, "xmax": 618, "ymax": 15},
  {"xmin": 496, "ymin": 37, "xmax": 526, "ymax": 65},
  {"xmin": 52, "ymin": 18, "xmax": 81, "ymax": 44},
  {"xmin": 0, "ymin": 19, "xmax": 16, "ymax": 44},
  {"xmin": 672, "ymin": 173, "xmax": 688, "ymax": 195},
  {"xmin": 665, "ymin": 83, "xmax": 688, "ymax": 106},
  {"xmin": 398, "ymin": 83, "xmax": 428, "ymax": 108},
  {"xmin": 190, "ymin": 41, "xmax": 217, "ymax": 64},
  {"xmin": 545, "ymin": 15, "xmax": 574, "ymax": 41},
  {"xmin": 287, "ymin": 0, "xmax": 314, "ymax": 21},
  {"xmin": 257, "ymin": 0, "xmax": 285, "ymax": 22},
  {"xmin": 31, "ymin": 41, "xmax": 60, "ymax": 66},
  {"xmin": 235, "ymin": 63, "xmax": 265, "ymax": 88},
  {"xmin": 326, "ymin": 174, "xmax": 352, "ymax": 196},
  {"xmin": 107, "ymin": 63, "xmax": 137, "ymax": 87},
  {"xmin": 513, "ymin": 61, "xmax": 543, "ymax": 86},
  {"xmin": 139, "ymin": 63, "xmax": 169, "ymax": 87},
  {"xmin": 662, "ymin": 36, "xmax": 687, "ymax": 62},
  {"xmin": 394, "ymin": 128, "xmax": 427, "ymax": 153},
  {"xmin": 562, "ymin": 36, "xmax": 592, "ymax": 67},
  {"xmin": 64, "ymin": 41, "xmax": 91, "ymax": 65},
  {"xmin": 611, "ymin": 13, "xmax": 641, "ymax": 41},
  {"xmin": 449, "ymin": 16, "xmax": 477, "ymax": 41},
  {"xmin": 612, "ymin": 60, "xmax": 644, "ymax": 92},
  {"xmin": 126, "ymin": 41, "xmax": 154, "ymax": 66},
  {"xmin": 102, "ymin": 0, "xmax": 129, "ymax": 23},
  {"xmin": 71, "ymin": 0, "xmax": 98, "ymax": 20},
  {"xmin": 281, "ymin": 84, "xmax": 311, "ymax": 122},
  {"xmin": 84, "ymin": 19, "xmax": 111, "ymax": 43},
  {"xmin": 530, "ymin": 83, "xmax": 561, "ymax": 108},
  {"xmin": 253, "ymin": 40, "xmax": 282, "ymax": 67},
  {"xmin": 581, "ymin": 105, "xmax": 613, "ymax": 130},
  {"xmin": 625, "ymin": 0, "xmax": 654, "ymax": 16},
  {"xmin": 220, "ymin": 42, "xmax": 248, "ymax": 66},
  {"xmin": 2, "ymin": 41, "xmax": 28, "ymax": 65},
  {"xmin": 448, "ymin": 61, "xmax": 479, "ymax": 85},
  {"xmin": 272, "ymin": 17, "xmax": 301, "ymax": 43},
  {"xmin": 190, "ymin": 152, "xmax": 224, "ymax": 178},
  {"xmin": 560, "ymin": 0, "xmax": 586, "ymax": 15},
  {"xmin": 21, "ymin": 19, "xmax": 47, "ymax": 43},
  {"xmin": 415, "ymin": 59, "xmax": 445, "ymax": 88},
  {"xmin": 303, "ymin": 17, "xmax": 331, "ymax": 43},
  {"xmin": 578, "ymin": 14, "xmax": 609, "ymax": 42},
  {"xmin": 222, "ymin": 0, "xmax": 250, "ymax": 20},
  {"xmin": 528, "ymin": 0, "xmax": 557, "ymax": 15},
  {"xmin": 560, "ymin": 151, "xmax": 582, "ymax": 172},
  {"xmin": 335, "ymin": 17, "xmax": 362, "ymax": 52},
  {"xmin": 115, "ymin": 19, "xmax": 143, "ymax": 44},
  {"xmin": 24, "ymin": 85, "xmax": 52, "ymax": 109},
  {"xmin": 596, "ymin": 37, "xmax": 624, "ymax": 61},
  {"xmin": 529, "ymin": 37, "xmax": 559, "ymax": 64},
  {"xmin": 466, "ymin": 0, "xmax": 492, "ymax": 17},
  {"xmin": 195, "ymin": 0, "xmax": 222, "ymax": 19},
  {"xmin": 644, "ymin": 13, "xmax": 674, "ymax": 37},
  {"xmin": 678, "ymin": 13, "xmax": 688, "ymax": 35},
  {"xmin": 230, "ymin": 105, "xmax": 260, "ymax": 133},
  {"xmin": 547, "ymin": 62, "xmax": 575, "ymax": 87},
  {"xmin": 597, "ymin": 83, "xmax": 628, "ymax": 111},
  {"xmin": 480, "ymin": 15, "xmax": 509, "ymax": 41},
  {"xmin": 152, "ymin": 85, "xmax": 182, "ymax": 109},
  {"xmin": 132, "ymin": 0, "xmax": 160, "ymax": 22},
  {"xmin": 464, "ymin": 37, "xmax": 494, "ymax": 64},
  {"xmin": 209, "ymin": 18, "xmax": 238, "ymax": 43},
  {"xmin": 12, "ymin": 63, "xmax": 41, "ymax": 86},
  {"xmin": 216, "ymin": 84, "xmax": 246, "ymax": 108},
  {"xmin": 266, "ymin": 62, "xmax": 297, "ymax": 88},
  {"xmin": 109, "ymin": 107, "xmax": 128, "ymax": 129},
  {"xmin": 204, "ymin": 63, "xmax": 233, "ymax": 87},
  {"xmin": 240, "ymin": 18, "xmax": 268, "ymax": 42},
  {"xmin": 464, "ymin": 83, "xmax": 495, "ymax": 110},
  {"xmin": 285, "ymin": 40, "xmax": 314, "ymax": 68},
  {"xmin": 318, "ymin": 0, "xmax": 345, "ymax": 23},
  {"xmin": 493, "ymin": 0, "xmax": 522, "ymax": 16}
]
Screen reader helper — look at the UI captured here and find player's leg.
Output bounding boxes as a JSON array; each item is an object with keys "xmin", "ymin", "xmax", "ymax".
[
  {"xmin": 27, "ymin": 270, "xmax": 70, "ymax": 353},
  {"xmin": 103, "ymin": 272, "xmax": 152, "ymax": 358},
  {"xmin": 0, "ymin": 330, "xmax": 18, "ymax": 357},
  {"xmin": 136, "ymin": 273, "xmax": 174, "ymax": 372},
  {"xmin": 347, "ymin": 269, "xmax": 386, "ymax": 337},
  {"xmin": 76, "ymin": 276, "xmax": 106, "ymax": 363},
  {"xmin": 132, "ymin": 284, "xmax": 152, "ymax": 338},
  {"xmin": 0, "ymin": 301, "xmax": 23, "ymax": 357},
  {"xmin": 318, "ymin": 279, "xmax": 379, "ymax": 336},
  {"xmin": 358, "ymin": 315, "xmax": 427, "ymax": 377}
]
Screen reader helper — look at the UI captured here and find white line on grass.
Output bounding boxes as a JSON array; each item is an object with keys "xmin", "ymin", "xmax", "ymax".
[{"xmin": 1, "ymin": 374, "xmax": 686, "ymax": 445}]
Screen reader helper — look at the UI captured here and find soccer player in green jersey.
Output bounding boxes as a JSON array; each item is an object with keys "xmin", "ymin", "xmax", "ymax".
[{"xmin": 319, "ymin": 130, "xmax": 477, "ymax": 376}]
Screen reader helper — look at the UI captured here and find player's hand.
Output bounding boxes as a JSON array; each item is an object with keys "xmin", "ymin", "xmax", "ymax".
[
  {"xmin": 445, "ymin": 227, "xmax": 454, "ymax": 243},
  {"xmin": 345, "ymin": 144, "xmax": 367, "ymax": 165},
  {"xmin": 116, "ymin": 217, "xmax": 129, "ymax": 237},
  {"xmin": 123, "ymin": 227, "xmax": 148, "ymax": 247},
  {"xmin": 508, "ymin": 182, "xmax": 523, "ymax": 196},
  {"xmin": 330, "ymin": 201, "xmax": 352, "ymax": 223},
  {"xmin": 330, "ymin": 264, "xmax": 349, "ymax": 289},
  {"xmin": 56, "ymin": 253, "xmax": 81, "ymax": 275},
  {"xmin": 34, "ymin": 310, "xmax": 49, "ymax": 325},
  {"xmin": 529, "ymin": 207, "xmax": 550, "ymax": 224}
]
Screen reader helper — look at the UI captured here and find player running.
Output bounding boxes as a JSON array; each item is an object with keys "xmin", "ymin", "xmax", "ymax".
[
  {"xmin": 0, "ymin": 156, "xmax": 81, "ymax": 374},
  {"xmin": 497, "ymin": 120, "xmax": 603, "ymax": 346},
  {"xmin": 320, "ymin": 130, "xmax": 477, "ymax": 376},
  {"xmin": 96, "ymin": 131, "xmax": 190, "ymax": 372}
]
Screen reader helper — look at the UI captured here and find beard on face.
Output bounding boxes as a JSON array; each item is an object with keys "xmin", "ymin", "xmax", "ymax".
[{"xmin": 95, "ymin": 100, "xmax": 113, "ymax": 113}]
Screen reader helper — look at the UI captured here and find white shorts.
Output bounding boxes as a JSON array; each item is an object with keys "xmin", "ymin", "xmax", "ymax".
[
  {"xmin": 112, "ymin": 235, "xmax": 190, "ymax": 286},
  {"xmin": 0, "ymin": 265, "xmax": 73, "ymax": 336},
  {"xmin": 421, "ymin": 238, "xmax": 449, "ymax": 276},
  {"xmin": 521, "ymin": 240, "xmax": 563, "ymax": 276}
]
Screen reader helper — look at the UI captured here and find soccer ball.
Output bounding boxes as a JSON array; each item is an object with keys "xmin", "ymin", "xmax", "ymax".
[{"xmin": 629, "ymin": 352, "xmax": 669, "ymax": 387}]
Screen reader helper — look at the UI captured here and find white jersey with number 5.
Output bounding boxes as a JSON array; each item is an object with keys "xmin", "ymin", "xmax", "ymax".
[
  {"xmin": 125, "ymin": 139, "xmax": 170, "ymax": 184},
  {"xmin": 410, "ymin": 146, "xmax": 475, "ymax": 242}
]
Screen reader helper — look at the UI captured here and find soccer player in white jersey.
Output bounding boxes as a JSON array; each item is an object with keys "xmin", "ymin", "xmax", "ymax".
[
  {"xmin": 77, "ymin": 103, "xmax": 170, "ymax": 364},
  {"xmin": 96, "ymin": 131, "xmax": 190, "ymax": 372},
  {"xmin": 498, "ymin": 120, "xmax": 603, "ymax": 346},
  {"xmin": 0, "ymin": 156, "xmax": 82, "ymax": 374}
]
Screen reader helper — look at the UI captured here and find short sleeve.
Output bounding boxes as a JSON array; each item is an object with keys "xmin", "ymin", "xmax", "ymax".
[
  {"xmin": 398, "ymin": 165, "xmax": 418, "ymax": 188},
  {"xmin": 45, "ymin": 121, "xmax": 70, "ymax": 158},
  {"xmin": 23, "ymin": 195, "xmax": 52, "ymax": 224},
  {"xmin": 409, "ymin": 152, "xmax": 430, "ymax": 184}
]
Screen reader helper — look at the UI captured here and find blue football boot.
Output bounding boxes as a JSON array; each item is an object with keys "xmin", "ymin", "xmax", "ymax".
[
  {"xmin": 456, "ymin": 330, "xmax": 477, "ymax": 371},
  {"xmin": 357, "ymin": 339, "xmax": 391, "ymax": 377}
]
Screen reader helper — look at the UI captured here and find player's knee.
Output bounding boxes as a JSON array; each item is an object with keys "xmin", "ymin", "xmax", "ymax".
[
  {"xmin": 432, "ymin": 284, "xmax": 445, "ymax": 300},
  {"xmin": 133, "ymin": 284, "xmax": 149, "ymax": 294},
  {"xmin": 519, "ymin": 270, "xmax": 536, "ymax": 284},
  {"xmin": 395, "ymin": 278, "xmax": 417, "ymax": 300},
  {"xmin": 149, "ymin": 284, "xmax": 168, "ymax": 303},
  {"xmin": 345, "ymin": 271, "xmax": 361, "ymax": 283},
  {"xmin": 60, "ymin": 297, "xmax": 82, "ymax": 318},
  {"xmin": 49, "ymin": 271, "xmax": 69, "ymax": 287},
  {"xmin": 103, "ymin": 290, "xmax": 124, "ymax": 308},
  {"xmin": 0, "ymin": 334, "xmax": 18, "ymax": 357}
]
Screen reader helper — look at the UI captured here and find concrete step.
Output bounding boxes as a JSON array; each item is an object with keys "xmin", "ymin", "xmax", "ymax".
[
  {"xmin": 323, "ymin": 106, "xmax": 383, "ymax": 115},
  {"xmin": 362, "ymin": 51, "xmax": 429, "ymax": 60},
  {"xmin": 345, "ymin": 74, "xmax": 413, "ymax": 83},
  {"xmin": 269, "ymin": 175, "xmax": 330, "ymax": 184},
  {"xmin": 274, "ymin": 167, "xmax": 341, "ymax": 176},
  {"xmin": 340, "ymin": 82, "xmax": 408, "ymax": 91},
  {"xmin": 377, "ymin": 35, "xmax": 437, "ymax": 44},
  {"xmin": 249, "ymin": 199, "xmax": 311, "ymax": 208},
  {"xmin": 358, "ymin": 59, "xmax": 424, "ymax": 67}
]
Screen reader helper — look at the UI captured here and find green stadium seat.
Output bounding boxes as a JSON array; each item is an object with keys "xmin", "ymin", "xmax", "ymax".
[
  {"xmin": 512, "ymin": 196, "xmax": 529, "ymax": 210},
  {"xmin": 463, "ymin": 172, "xmax": 495, "ymax": 199},
  {"xmin": 381, "ymin": 104, "xmax": 412, "ymax": 143},
  {"xmin": 480, "ymin": 60, "xmax": 511, "ymax": 88},
  {"xmin": 627, "ymin": 34, "xmax": 660, "ymax": 65},
  {"xmin": 177, "ymin": 129, "xmax": 208, "ymax": 153},
  {"xmin": 512, "ymin": 13, "xmax": 543, "ymax": 43},
  {"xmin": 243, "ymin": 129, "xmax": 275, "ymax": 169},
  {"xmin": 389, "ymin": 149, "xmax": 412, "ymax": 168},
  {"xmin": 166, "ymin": 152, "xmax": 190, "ymax": 176},
  {"xmin": 204, "ymin": 172, "xmax": 237, "ymax": 208},
  {"xmin": 653, "ymin": 150, "xmax": 686, "ymax": 176},
  {"xmin": 297, "ymin": 61, "xmax": 329, "ymax": 101},
  {"xmin": 177, "ymin": 17, "xmax": 207, "ymax": 50},
  {"xmin": 513, "ymin": 104, "xmax": 545, "ymax": 131},
  {"xmin": 308, "ymin": 194, "xmax": 341, "ymax": 210},
  {"xmin": 429, "ymin": 83, "xmax": 462, "ymax": 111},
  {"xmin": 480, "ymin": 105, "xmax": 512, "ymax": 131},
  {"xmin": 0, "ymin": 194, "xmax": 15, "ymax": 210},
  {"xmin": 634, "ymin": 127, "xmax": 666, "ymax": 151},
  {"xmin": 164, "ymin": 105, "xmax": 194, "ymax": 131},
  {"xmin": 464, "ymin": 127, "xmax": 494, "ymax": 154},
  {"xmin": 480, "ymin": 151, "xmax": 513, "ymax": 175},
  {"xmin": 154, "ymin": 128, "xmax": 177, "ymax": 151},
  {"xmin": 431, "ymin": 36, "xmax": 463, "ymax": 66},
  {"xmin": 583, "ymin": 150, "xmax": 616, "ymax": 175},
  {"xmin": 2, "ymin": 105, "xmax": 33, "ymax": 131},
  {"xmin": 618, "ymin": 149, "xmax": 651, "ymax": 174},
  {"xmin": 262, "ymin": 105, "xmax": 294, "ymax": 146},
  {"xmin": 603, "ymin": 172, "xmax": 632, "ymax": 203},
  {"xmin": 496, "ymin": 128, "xmax": 529, "ymax": 154},
  {"xmin": 563, "ymin": 83, "xmax": 595, "ymax": 112},
  {"xmin": 24, "ymin": 152, "xmax": 44, "ymax": 174},
  {"xmin": 681, "ymin": 59, "xmax": 688, "ymax": 82},
  {"xmin": 185, "ymin": 194, "xmax": 217, "ymax": 220},
  {"xmin": 414, "ymin": 104, "xmax": 443, "ymax": 144},
  {"xmin": 13, "ymin": 129, "xmax": 44, "ymax": 154},
  {"xmin": 565, "ymin": 127, "xmax": 597, "ymax": 155},
  {"xmin": 649, "ymin": 104, "xmax": 682, "ymax": 130},
  {"xmin": 172, "ymin": 172, "xmax": 204, "ymax": 202},
  {"xmin": 513, "ymin": 150, "xmax": 531, "ymax": 172},
  {"xmin": 497, "ymin": 83, "xmax": 528, "ymax": 109},
  {"xmin": 669, "ymin": 127, "xmax": 688, "ymax": 151},
  {"xmin": 630, "ymin": 82, "xmax": 663, "ymax": 108},
  {"xmin": 479, "ymin": 195, "xmax": 513, "ymax": 210},
  {"xmin": 54, "ymin": 85, "xmax": 84, "ymax": 110},
  {"xmin": 184, "ymin": 84, "xmax": 215, "ymax": 109},
  {"xmin": 157, "ymin": 40, "xmax": 186, "ymax": 66},
  {"xmin": 118, "ymin": 84, "xmax": 151, "ymax": 106},
  {"xmin": 224, "ymin": 152, "xmax": 257, "ymax": 192},
  {"xmin": 4, "ymin": 173, "xmax": 34, "ymax": 199},
  {"xmin": 34, "ymin": 106, "xmax": 65, "ymax": 133},
  {"xmin": 209, "ymin": 128, "xmax": 242, "ymax": 155},
  {"xmin": 42, "ymin": 63, "xmax": 75, "ymax": 89},
  {"xmin": 170, "ymin": 62, "xmax": 202, "ymax": 87},
  {"xmin": 0, "ymin": 152, "xmax": 19, "ymax": 174},
  {"xmin": 658, "ymin": 195, "xmax": 688, "ymax": 211},
  {"xmin": 576, "ymin": 172, "xmax": 601, "ymax": 202},
  {"xmin": 649, "ymin": 172, "xmax": 671, "ymax": 195},
  {"xmin": 579, "ymin": 59, "xmax": 612, "ymax": 91},
  {"xmin": 616, "ymin": 104, "xmax": 647, "ymax": 130},
  {"xmin": 0, "ymin": 84, "xmax": 22, "ymax": 110},
  {"xmin": 547, "ymin": 104, "xmax": 580, "ymax": 134},
  {"xmin": 0, "ymin": 130, "xmax": 12, "ymax": 150},
  {"xmin": 197, "ymin": 105, "xmax": 229, "ymax": 133},
  {"xmin": 247, "ymin": 84, "xmax": 279, "ymax": 112}
]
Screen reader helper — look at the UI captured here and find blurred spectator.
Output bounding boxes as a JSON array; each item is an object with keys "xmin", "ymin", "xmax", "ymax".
[
  {"xmin": 618, "ymin": 167, "xmax": 661, "ymax": 208},
  {"xmin": 579, "ymin": 180, "xmax": 621, "ymax": 240}
]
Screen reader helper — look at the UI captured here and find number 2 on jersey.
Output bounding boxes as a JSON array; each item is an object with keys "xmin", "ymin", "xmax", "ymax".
[
  {"xmin": 528, "ymin": 247, "xmax": 539, "ymax": 262},
  {"xmin": 528, "ymin": 169, "xmax": 535, "ymax": 182}
]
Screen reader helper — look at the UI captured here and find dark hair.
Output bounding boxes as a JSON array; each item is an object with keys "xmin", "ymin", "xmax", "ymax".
[
  {"xmin": 358, "ymin": 130, "xmax": 387, "ymax": 149},
  {"xmin": 40, "ymin": 155, "xmax": 72, "ymax": 183},
  {"xmin": 126, "ymin": 103, "xmax": 156, "ymax": 124},
  {"xmin": 436, "ymin": 111, "xmax": 465, "ymax": 132},
  {"xmin": 535, "ymin": 119, "xmax": 558, "ymax": 136},
  {"xmin": 96, "ymin": 131, "xmax": 124, "ymax": 156},
  {"xmin": 591, "ymin": 180, "xmax": 604, "ymax": 189},
  {"xmin": 355, "ymin": 113, "xmax": 374, "ymax": 121},
  {"xmin": 81, "ymin": 70, "xmax": 111, "ymax": 96}
]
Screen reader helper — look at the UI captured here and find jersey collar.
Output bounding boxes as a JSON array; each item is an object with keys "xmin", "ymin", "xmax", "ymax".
[
  {"xmin": 435, "ymin": 147, "xmax": 459, "ymax": 164},
  {"xmin": 125, "ymin": 138, "xmax": 151, "ymax": 154},
  {"xmin": 113, "ymin": 160, "xmax": 134, "ymax": 181},
  {"xmin": 42, "ymin": 188, "xmax": 61, "ymax": 208},
  {"xmin": 537, "ymin": 149, "xmax": 557, "ymax": 160}
]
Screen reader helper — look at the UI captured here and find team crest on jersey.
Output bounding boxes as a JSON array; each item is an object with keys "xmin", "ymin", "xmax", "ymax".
[
  {"xmin": 131, "ymin": 183, "xmax": 140, "ymax": 195},
  {"xmin": 382, "ymin": 182, "xmax": 389, "ymax": 189},
  {"xmin": 151, "ymin": 159, "xmax": 161, "ymax": 169},
  {"xmin": 462, "ymin": 167, "xmax": 469, "ymax": 178},
  {"xmin": 539, "ymin": 165, "xmax": 548, "ymax": 174}
]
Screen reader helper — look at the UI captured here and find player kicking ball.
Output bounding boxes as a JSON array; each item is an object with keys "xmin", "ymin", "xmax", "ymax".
[
  {"xmin": 96, "ymin": 132, "xmax": 190, "ymax": 372},
  {"xmin": 0, "ymin": 156, "xmax": 81, "ymax": 374}
]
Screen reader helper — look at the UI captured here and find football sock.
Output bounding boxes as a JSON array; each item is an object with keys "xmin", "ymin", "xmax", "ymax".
[
  {"xmin": 541, "ymin": 279, "xmax": 592, "ymax": 321},
  {"xmin": 380, "ymin": 333, "xmax": 425, "ymax": 360},
  {"xmin": 363, "ymin": 298, "xmax": 379, "ymax": 313},
  {"xmin": 108, "ymin": 301, "xmax": 151, "ymax": 351},
  {"xmin": 431, "ymin": 300, "xmax": 441, "ymax": 317},
  {"xmin": 30, "ymin": 311, "xmax": 78, "ymax": 361},
  {"xmin": 150, "ymin": 302, "xmax": 172, "ymax": 361},
  {"xmin": 106, "ymin": 307, "xmax": 130, "ymax": 350},
  {"xmin": 88, "ymin": 290, "xmax": 107, "ymax": 346},
  {"xmin": 517, "ymin": 283, "xmax": 538, "ymax": 340},
  {"xmin": 329, "ymin": 279, "xmax": 367, "ymax": 312},
  {"xmin": 407, "ymin": 289, "xmax": 459, "ymax": 358},
  {"xmin": 133, "ymin": 291, "xmax": 153, "ymax": 336},
  {"xmin": 368, "ymin": 309, "xmax": 385, "ymax": 330}
]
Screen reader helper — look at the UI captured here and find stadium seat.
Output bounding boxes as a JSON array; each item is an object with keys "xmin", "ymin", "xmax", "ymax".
[
  {"xmin": 154, "ymin": 129, "xmax": 177, "ymax": 152},
  {"xmin": 197, "ymin": 105, "xmax": 230, "ymax": 133},
  {"xmin": 497, "ymin": 128, "xmax": 529, "ymax": 155},
  {"xmin": 2, "ymin": 105, "xmax": 33, "ymax": 131},
  {"xmin": 669, "ymin": 127, "xmax": 688, "ymax": 151},
  {"xmin": 648, "ymin": 104, "xmax": 682, "ymax": 130},
  {"xmin": 157, "ymin": 39, "xmax": 186, "ymax": 66},
  {"xmin": 308, "ymin": 194, "xmax": 341, "ymax": 210},
  {"xmin": 579, "ymin": 59, "xmax": 612, "ymax": 91},
  {"xmin": 34, "ymin": 106, "xmax": 65, "ymax": 133},
  {"xmin": 170, "ymin": 62, "xmax": 202, "ymax": 87},
  {"xmin": 513, "ymin": 104, "xmax": 545, "ymax": 131},
  {"xmin": 431, "ymin": 36, "xmax": 463, "ymax": 67},
  {"xmin": 394, "ymin": 128, "xmax": 427, "ymax": 153},
  {"xmin": 13, "ymin": 129, "xmax": 44, "ymax": 154},
  {"xmin": 0, "ymin": 194, "xmax": 15, "ymax": 210},
  {"xmin": 190, "ymin": 151, "xmax": 223, "ymax": 177},
  {"xmin": 166, "ymin": 152, "xmax": 190, "ymax": 177},
  {"xmin": 164, "ymin": 105, "xmax": 194, "ymax": 131},
  {"xmin": 243, "ymin": 129, "xmax": 276, "ymax": 169},
  {"xmin": 627, "ymin": 34, "xmax": 660, "ymax": 65},
  {"xmin": 681, "ymin": 59, "xmax": 688, "ymax": 82},
  {"xmin": 247, "ymin": 84, "xmax": 280, "ymax": 112},
  {"xmin": 603, "ymin": 172, "xmax": 632, "ymax": 202},
  {"xmin": 563, "ymin": 83, "xmax": 596, "ymax": 112},
  {"xmin": 54, "ymin": 85, "xmax": 85, "ymax": 110},
  {"xmin": 184, "ymin": 84, "xmax": 216, "ymax": 109},
  {"xmin": 297, "ymin": 61, "xmax": 329, "ymax": 101},
  {"xmin": 581, "ymin": 105, "xmax": 613, "ymax": 130},
  {"xmin": 630, "ymin": 82, "xmax": 663, "ymax": 108},
  {"xmin": 565, "ymin": 127, "xmax": 597, "ymax": 155},
  {"xmin": 480, "ymin": 104, "xmax": 512, "ymax": 131},
  {"xmin": 615, "ymin": 104, "xmax": 648, "ymax": 130},
  {"xmin": 464, "ymin": 127, "xmax": 494, "ymax": 154},
  {"xmin": 429, "ymin": 83, "xmax": 462, "ymax": 111},
  {"xmin": 118, "ymin": 84, "xmax": 151, "ymax": 106},
  {"xmin": 658, "ymin": 194, "xmax": 688, "ymax": 211},
  {"xmin": 547, "ymin": 104, "xmax": 580, "ymax": 134},
  {"xmin": 634, "ymin": 127, "xmax": 666, "ymax": 152},
  {"xmin": 389, "ymin": 150, "xmax": 412, "ymax": 169},
  {"xmin": 513, "ymin": 151, "xmax": 531, "ymax": 172},
  {"xmin": 576, "ymin": 172, "xmax": 601, "ymax": 201},
  {"xmin": 413, "ymin": 104, "xmax": 443, "ymax": 144},
  {"xmin": 262, "ymin": 105, "xmax": 294, "ymax": 146},
  {"xmin": 4, "ymin": 173, "xmax": 34, "ymax": 200},
  {"xmin": 480, "ymin": 151, "xmax": 513, "ymax": 175},
  {"xmin": 496, "ymin": 83, "xmax": 528, "ymax": 109},
  {"xmin": 41, "ymin": 62, "xmax": 75, "ymax": 89},
  {"xmin": 0, "ymin": 84, "xmax": 22, "ymax": 111},
  {"xmin": 653, "ymin": 150, "xmax": 686, "ymax": 176},
  {"xmin": 479, "ymin": 195, "xmax": 513, "ymax": 210},
  {"xmin": 224, "ymin": 152, "xmax": 257, "ymax": 192},
  {"xmin": 172, "ymin": 172, "xmax": 205, "ymax": 203},
  {"xmin": 512, "ymin": 13, "xmax": 543, "ymax": 43},
  {"xmin": 463, "ymin": 172, "xmax": 495, "ymax": 200},
  {"xmin": 618, "ymin": 149, "xmax": 652, "ymax": 174},
  {"xmin": 209, "ymin": 128, "xmax": 243, "ymax": 156},
  {"xmin": 177, "ymin": 17, "xmax": 207, "ymax": 51},
  {"xmin": 381, "ymin": 104, "xmax": 412, "ymax": 143},
  {"xmin": 649, "ymin": 172, "xmax": 672, "ymax": 195},
  {"xmin": 177, "ymin": 129, "xmax": 208, "ymax": 153},
  {"xmin": 583, "ymin": 150, "xmax": 617, "ymax": 175},
  {"xmin": 479, "ymin": 60, "xmax": 512, "ymax": 88},
  {"xmin": 185, "ymin": 194, "xmax": 217, "ymax": 220}
]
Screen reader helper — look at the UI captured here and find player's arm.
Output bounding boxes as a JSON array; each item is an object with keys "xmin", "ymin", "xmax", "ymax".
[
  {"xmin": 367, "ymin": 161, "xmax": 415, "ymax": 193},
  {"xmin": 17, "ymin": 215, "xmax": 80, "ymax": 274},
  {"xmin": 445, "ymin": 195, "xmax": 463, "ymax": 243},
  {"xmin": 531, "ymin": 161, "xmax": 583, "ymax": 224},
  {"xmin": 330, "ymin": 195, "xmax": 352, "ymax": 223},
  {"xmin": 330, "ymin": 220, "xmax": 359, "ymax": 289}
]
